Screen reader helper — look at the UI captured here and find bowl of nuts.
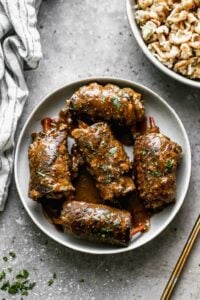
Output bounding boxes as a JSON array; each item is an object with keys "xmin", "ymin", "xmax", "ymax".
[{"xmin": 126, "ymin": 0, "xmax": 200, "ymax": 88}]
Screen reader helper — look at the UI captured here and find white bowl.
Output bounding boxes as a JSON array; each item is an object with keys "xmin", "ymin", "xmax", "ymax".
[
  {"xmin": 15, "ymin": 77, "xmax": 191, "ymax": 254},
  {"xmin": 126, "ymin": 0, "xmax": 200, "ymax": 88}
]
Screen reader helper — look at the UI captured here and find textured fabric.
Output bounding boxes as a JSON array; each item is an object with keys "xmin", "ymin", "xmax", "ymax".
[{"xmin": 0, "ymin": 0, "xmax": 42, "ymax": 211}]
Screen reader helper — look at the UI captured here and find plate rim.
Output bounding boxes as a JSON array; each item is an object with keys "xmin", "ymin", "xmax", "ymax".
[
  {"xmin": 14, "ymin": 76, "xmax": 191, "ymax": 255},
  {"xmin": 126, "ymin": 0, "xmax": 200, "ymax": 88}
]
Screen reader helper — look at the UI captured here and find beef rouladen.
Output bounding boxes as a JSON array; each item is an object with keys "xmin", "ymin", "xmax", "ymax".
[
  {"xmin": 72, "ymin": 122, "xmax": 135, "ymax": 202},
  {"xmin": 66, "ymin": 82, "xmax": 145, "ymax": 130},
  {"xmin": 28, "ymin": 118, "xmax": 74, "ymax": 201},
  {"xmin": 134, "ymin": 117, "xmax": 182, "ymax": 211}
]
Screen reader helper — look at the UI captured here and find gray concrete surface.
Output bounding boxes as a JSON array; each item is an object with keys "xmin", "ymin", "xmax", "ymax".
[{"xmin": 0, "ymin": 0, "xmax": 200, "ymax": 299}]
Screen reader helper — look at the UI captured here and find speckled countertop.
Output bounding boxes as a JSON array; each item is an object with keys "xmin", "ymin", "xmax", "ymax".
[{"xmin": 0, "ymin": 0, "xmax": 199, "ymax": 299}]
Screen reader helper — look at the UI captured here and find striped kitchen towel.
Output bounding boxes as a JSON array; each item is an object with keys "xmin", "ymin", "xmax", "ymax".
[{"xmin": 0, "ymin": 0, "xmax": 42, "ymax": 211}]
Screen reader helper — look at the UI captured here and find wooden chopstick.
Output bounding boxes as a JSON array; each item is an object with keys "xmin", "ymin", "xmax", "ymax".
[{"xmin": 161, "ymin": 214, "xmax": 200, "ymax": 300}]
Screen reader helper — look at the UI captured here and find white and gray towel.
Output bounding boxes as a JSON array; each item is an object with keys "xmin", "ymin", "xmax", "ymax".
[{"xmin": 0, "ymin": 0, "xmax": 42, "ymax": 211}]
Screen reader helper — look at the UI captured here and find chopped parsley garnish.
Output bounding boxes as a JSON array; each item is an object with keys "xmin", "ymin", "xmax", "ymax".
[
  {"xmin": 48, "ymin": 279, "xmax": 54, "ymax": 286},
  {"xmin": 71, "ymin": 101, "xmax": 77, "ymax": 110},
  {"xmin": 16, "ymin": 269, "xmax": 29, "ymax": 280},
  {"xmin": 0, "ymin": 271, "xmax": 6, "ymax": 281},
  {"xmin": 29, "ymin": 282, "xmax": 36, "ymax": 289},
  {"xmin": 101, "ymin": 96, "xmax": 106, "ymax": 102},
  {"xmin": 83, "ymin": 142, "xmax": 93, "ymax": 150},
  {"xmin": 36, "ymin": 171, "xmax": 45, "ymax": 177},
  {"xmin": 165, "ymin": 159, "xmax": 174, "ymax": 172},
  {"xmin": 109, "ymin": 146, "xmax": 117, "ymax": 156},
  {"xmin": 53, "ymin": 273, "xmax": 57, "ymax": 279},
  {"xmin": 113, "ymin": 219, "xmax": 121, "ymax": 228},
  {"xmin": 151, "ymin": 170, "xmax": 162, "ymax": 177},
  {"xmin": 103, "ymin": 212, "xmax": 110, "ymax": 220},
  {"xmin": 101, "ymin": 227, "xmax": 113, "ymax": 233},
  {"xmin": 104, "ymin": 174, "xmax": 113, "ymax": 184},
  {"xmin": 111, "ymin": 97, "xmax": 120, "ymax": 109},
  {"xmin": 79, "ymin": 278, "xmax": 85, "ymax": 283},
  {"xmin": 100, "ymin": 164, "xmax": 108, "ymax": 171},
  {"xmin": 1, "ymin": 280, "xmax": 9, "ymax": 291},
  {"xmin": 141, "ymin": 149, "xmax": 148, "ymax": 156},
  {"xmin": 9, "ymin": 252, "xmax": 16, "ymax": 259},
  {"xmin": 0, "ymin": 279, "xmax": 36, "ymax": 295},
  {"xmin": 0, "ymin": 254, "xmax": 36, "ymax": 297}
]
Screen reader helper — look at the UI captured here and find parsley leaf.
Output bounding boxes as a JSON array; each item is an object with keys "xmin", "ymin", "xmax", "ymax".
[
  {"xmin": 111, "ymin": 97, "xmax": 120, "ymax": 109},
  {"xmin": 48, "ymin": 279, "xmax": 54, "ymax": 286},
  {"xmin": 151, "ymin": 170, "xmax": 162, "ymax": 177},
  {"xmin": 0, "ymin": 271, "xmax": 6, "ymax": 281},
  {"xmin": 71, "ymin": 101, "xmax": 77, "ymax": 110},
  {"xmin": 16, "ymin": 269, "xmax": 29, "ymax": 280},
  {"xmin": 36, "ymin": 171, "xmax": 45, "ymax": 177},
  {"xmin": 1, "ymin": 280, "xmax": 10, "ymax": 291},
  {"xmin": 9, "ymin": 252, "xmax": 16, "ymax": 259},
  {"xmin": 109, "ymin": 147, "xmax": 117, "ymax": 156},
  {"xmin": 101, "ymin": 96, "xmax": 106, "ymax": 102},
  {"xmin": 165, "ymin": 159, "xmax": 174, "ymax": 172}
]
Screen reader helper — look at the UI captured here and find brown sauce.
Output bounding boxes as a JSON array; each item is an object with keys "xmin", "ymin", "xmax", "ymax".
[
  {"xmin": 123, "ymin": 193, "xmax": 151, "ymax": 230},
  {"xmin": 73, "ymin": 170, "xmax": 151, "ymax": 231},
  {"xmin": 73, "ymin": 169, "xmax": 101, "ymax": 204}
]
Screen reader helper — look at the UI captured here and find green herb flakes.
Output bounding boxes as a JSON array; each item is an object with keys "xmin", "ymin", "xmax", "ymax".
[
  {"xmin": 104, "ymin": 174, "xmax": 112, "ymax": 184},
  {"xmin": 141, "ymin": 149, "xmax": 147, "ymax": 156},
  {"xmin": 71, "ymin": 101, "xmax": 77, "ymax": 110},
  {"xmin": 9, "ymin": 252, "xmax": 16, "ymax": 259},
  {"xmin": 83, "ymin": 142, "xmax": 93, "ymax": 150},
  {"xmin": 113, "ymin": 219, "xmax": 120, "ymax": 228},
  {"xmin": 0, "ymin": 265, "xmax": 36, "ymax": 297},
  {"xmin": 36, "ymin": 171, "xmax": 45, "ymax": 177},
  {"xmin": 3, "ymin": 257, "xmax": 8, "ymax": 262},
  {"xmin": 101, "ymin": 96, "xmax": 106, "ymax": 102},
  {"xmin": 100, "ymin": 164, "xmax": 108, "ymax": 171},
  {"xmin": 48, "ymin": 279, "xmax": 54, "ymax": 286},
  {"xmin": 111, "ymin": 97, "xmax": 120, "ymax": 109},
  {"xmin": 1, "ymin": 280, "xmax": 10, "ymax": 291},
  {"xmin": 53, "ymin": 273, "xmax": 57, "ymax": 279},
  {"xmin": 79, "ymin": 278, "xmax": 85, "ymax": 283},
  {"xmin": 109, "ymin": 146, "xmax": 117, "ymax": 156},
  {"xmin": 165, "ymin": 159, "xmax": 174, "ymax": 172},
  {"xmin": 151, "ymin": 170, "xmax": 162, "ymax": 177},
  {"xmin": 16, "ymin": 269, "xmax": 29, "ymax": 280},
  {"xmin": 0, "ymin": 271, "xmax": 6, "ymax": 281},
  {"xmin": 29, "ymin": 282, "xmax": 36, "ymax": 289}
]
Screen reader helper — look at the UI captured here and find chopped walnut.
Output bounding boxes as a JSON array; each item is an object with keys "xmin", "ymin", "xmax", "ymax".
[{"xmin": 135, "ymin": 0, "xmax": 200, "ymax": 79}]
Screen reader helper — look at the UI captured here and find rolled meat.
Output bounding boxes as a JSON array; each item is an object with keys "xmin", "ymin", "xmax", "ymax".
[
  {"xmin": 28, "ymin": 118, "xmax": 74, "ymax": 200},
  {"xmin": 72, "ymin": 122, "xmax": 135, "ymax": 202},
  {"xmin": 66, "ymin": 82, "xmax": 145, "ymax": 129},
  {"xmin": 58, "ymin": 201, "xmax": 132, "ymax": 246},
  {"xmin": 134, "ymin": 117, "xmax": 182, "ymax": 210}
]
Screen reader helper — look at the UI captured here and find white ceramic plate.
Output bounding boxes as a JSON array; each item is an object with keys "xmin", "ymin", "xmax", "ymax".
[
  {"xmin": 126, "ymin": 0, "xmax": 200, "ymax": 88},
  {"xmin": 15, "ymin": 77, "xmax": 191, "ymax": 254}
]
